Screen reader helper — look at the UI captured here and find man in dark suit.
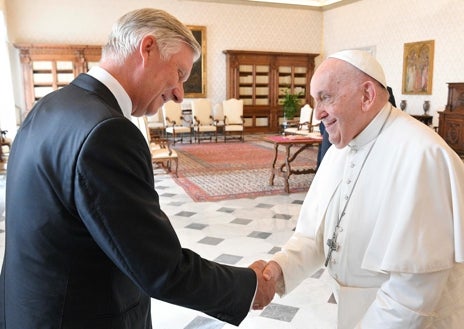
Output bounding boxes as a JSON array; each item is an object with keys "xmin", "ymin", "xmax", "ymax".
[{"xmin": 0, "ymin": 9, "xmax": 274, "ymax": 329}]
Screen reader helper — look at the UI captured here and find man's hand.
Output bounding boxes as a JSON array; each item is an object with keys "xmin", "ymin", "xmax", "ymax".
[
  {"xmin": 263, "ymin": 261, "xmax": 285, "ymax": 296},
  {"xmin": 249, "ymin": 260, "xmax": 276, "ymax": 310}
]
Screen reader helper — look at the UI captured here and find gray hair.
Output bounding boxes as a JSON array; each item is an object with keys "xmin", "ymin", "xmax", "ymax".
[{"xmin": 102, "ymin": 8, "xmax": 201, "ymax": 64}]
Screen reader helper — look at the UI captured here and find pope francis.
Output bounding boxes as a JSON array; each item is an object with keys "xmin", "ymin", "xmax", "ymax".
[{"xmin": 263, "ymin": 50, "xmax": 464, "ymax": 328}]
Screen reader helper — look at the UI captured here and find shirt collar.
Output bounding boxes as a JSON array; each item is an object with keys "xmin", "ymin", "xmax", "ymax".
[
  {"xmin": 87, "ymin": 66, "xmax": 132, "ymax": 119},
  {"xmin": 348, "ymin": 102, "xmax": 392, "ymax": 151}
]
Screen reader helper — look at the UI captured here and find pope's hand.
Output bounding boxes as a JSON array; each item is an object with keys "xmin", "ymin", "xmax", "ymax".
[
  {"xmin": 263, "ymin": 261, "xmax": 285, "ymax": 296},
  {"xmin": 249, "ymin": 260, "xmax": 276, "ymax": 310}
]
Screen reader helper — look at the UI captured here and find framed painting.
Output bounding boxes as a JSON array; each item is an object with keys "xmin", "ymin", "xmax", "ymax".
[
  {"xmin": 402, "ymin": 40, "xmax": 434, "ymax": 95},
  {"xmin": 184, "ymin": 25, "xmax": 206, "ymax": 98}
]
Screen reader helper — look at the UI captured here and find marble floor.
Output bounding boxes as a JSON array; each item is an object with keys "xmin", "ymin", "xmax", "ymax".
[
  {"xmin": 0, "ymin": 169, "xmax": 337, "ymax": 329},
  {"xmin": 148, "ymin": 171, "xmax": 337, "ymax": 329}
]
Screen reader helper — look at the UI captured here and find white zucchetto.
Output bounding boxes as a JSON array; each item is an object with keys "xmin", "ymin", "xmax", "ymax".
[{"xmin": 329, "ymin": 50, "xmax": 387, "ymax": 88}]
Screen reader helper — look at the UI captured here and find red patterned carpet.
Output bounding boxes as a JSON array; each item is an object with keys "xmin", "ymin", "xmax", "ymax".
[{"xmin": 171, "ymin": 139, "xmax": 318, "ymax": 202}]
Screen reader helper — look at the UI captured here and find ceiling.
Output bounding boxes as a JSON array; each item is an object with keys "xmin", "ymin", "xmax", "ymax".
[
  {"xmin": 182, "ymin": 0, "xmax": 358, "ymax": 10},
  {"xmin": 247, "ymin": 0, "xmax": 345, "ymax": 7}
]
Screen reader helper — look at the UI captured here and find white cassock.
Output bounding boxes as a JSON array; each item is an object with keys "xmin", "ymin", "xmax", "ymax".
[{"xmin": 272, "ymin": 104, "xmax": 464, "ymax": 329}]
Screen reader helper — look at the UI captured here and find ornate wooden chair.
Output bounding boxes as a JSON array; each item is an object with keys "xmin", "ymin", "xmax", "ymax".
[
  {"xmin": 213, "ymin": 103, "xmax": 225, "ymax": 139},
  {"xmin": 0, "ymin": 130, "xmax": 11, "ymax": 170},
  {"xmin": 132, "ymin": 117, "xmax": 178, "ymax": 177},
  {"xmin": 146, "ymin": 109, "xmax": 165, "ymax": 139},
  {"xmin": 222, "ymin": 98, "xmax": 244, "ymax": 142},
  {"xmin": 162, "ymin": 100, "xmax": 192, "ymax": 145},
  {"xmin": 284, "ymin": 104, "xmax": 320, "ymax": 136},
  {"xmin": 191, "ymin": 98, "xmax": 217, "ymax": 143},
  {"xmin": 148, "ymin": 135, "xmax": 179, "ymax": 177}
]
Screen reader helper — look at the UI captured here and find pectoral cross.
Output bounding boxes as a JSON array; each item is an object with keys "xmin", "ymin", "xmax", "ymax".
[{"xmin": 324, "ymin": 228, "xmax": 339, "ymax": 267}]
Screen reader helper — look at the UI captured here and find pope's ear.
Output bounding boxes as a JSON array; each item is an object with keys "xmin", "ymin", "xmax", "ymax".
[{"xmin": 360, "ymin": 80, "xmax": 376, "ymax": 112}]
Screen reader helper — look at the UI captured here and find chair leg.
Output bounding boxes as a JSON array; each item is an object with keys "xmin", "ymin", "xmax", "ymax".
[{"xmin": 173, "ymin": 158, "xmax": 178, "ymax": 177}]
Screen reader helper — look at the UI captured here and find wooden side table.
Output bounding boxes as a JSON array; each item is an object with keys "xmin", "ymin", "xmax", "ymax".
[{"xmin": 265, "ymin": 135, "xmax": 322, "ymax": 193}]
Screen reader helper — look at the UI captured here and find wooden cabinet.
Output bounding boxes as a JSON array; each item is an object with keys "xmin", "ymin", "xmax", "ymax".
[
  {"xmin": 224, "ymin": 50, "xmax": 318, "ymax": 133},
  {"xmin": 438, "ymin": 83, "xmax": 464, "ymax": 156},
  {"xmin": 15, "ymin": 43, "xmax": 102, "ymax": 118}
]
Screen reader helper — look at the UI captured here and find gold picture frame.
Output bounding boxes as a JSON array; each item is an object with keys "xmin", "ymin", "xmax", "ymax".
[
  {"xmin": 402, "ymin": 40, "xmax": 434, "ymax": 95},
  {"xmin": 184, "ymin": 25, "xmax": 206, "ymax": 98}
]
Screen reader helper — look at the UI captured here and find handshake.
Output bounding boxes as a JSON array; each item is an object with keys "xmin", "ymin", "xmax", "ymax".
[{"xmin": 248, "ymin": 260, "xmax": 284, "ymax": 310}]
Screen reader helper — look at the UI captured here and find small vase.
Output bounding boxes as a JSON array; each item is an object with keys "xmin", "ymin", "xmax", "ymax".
[
  {"xmin": 423, "ymin": 100, "xmax": 430, "ymax": 115},
  {"xmin": 400, "ymin": 100, "xmax": 407, "ymax": 111}
]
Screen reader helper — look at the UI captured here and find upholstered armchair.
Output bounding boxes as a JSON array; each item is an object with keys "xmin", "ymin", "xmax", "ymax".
[
  {"xmin": 191, "ymin": 98, "xmax": 218, "ymax": 143},
  {"xmin": 0, "ymin": 129, "xmax": 11, "ymax": 168},
  {"xmin": 162, "ymin": 100, "xmax": 192, "ymax": 144},
  {"xmin": 284, "ymin": 104, "xmax": 320, "ymax": 137},
  {"xmin": 132, "ymin": 116, "xmax": 178, "ymax": 177},
  {"xmin": 148, "ymin": 134, "xmax": 179, "ymax": 177},
  {"xmin": 146, "ymin": 109, "xmax": 165, "ymax": 139},
  {"xmin": 213, "ymin": 103, "xmax": 225, "ymax": 138},
  {"xmin": 222, "ymin": 98, "xmax": 244, "ymax": 142}
]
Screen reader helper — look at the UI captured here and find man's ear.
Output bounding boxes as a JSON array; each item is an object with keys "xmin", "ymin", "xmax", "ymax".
[
  {"xmin": 360, "ymin": 80, "xmax": 376, "ymax": 112},
  {"xmin": 140, "ymin": 35, "xmax": 157, "ymax": 66}
]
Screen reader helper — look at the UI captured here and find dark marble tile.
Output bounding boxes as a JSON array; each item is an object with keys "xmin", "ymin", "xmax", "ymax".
[
  {"xmin": 328, "ymin": 293, "xmax": 337, "ymax": 304},
  {"xmin": 185, "ymin": 316, "xmax": 225, "ymax": 329},
  {"xmin": 273, "ymin": 213, "xmax": 292, "ymax": 220},
  {"xmin": 186, "ymin": 223, "xmax": 208, "ymax": 230},
  {"xmin": 230, "ymin": 218, "xmax": 252, "ymax": 225},
  {"xmin": 168, "ymin": 201, "xmax": 185, "ymax": 206},
  {"xmin": 268, "ymin": 246, "xmax": 281, "ymax": 254},
  {"xmin": 248, "ymin": 231, "xmax": 272, "ymax": 239},
  {"xmin": 255, "ymin": 203, "xmax": 274, "ymax": 209},
  {"xmin": 198, "ymin": 236, "xmax": 224, "ymax": 246},
  {"xmin": 154, "ymin": 185, "xmax": 169, "ymax": 190},
  {"xmin": 217, "ymin": 207, "xmax": 235, "ymax": 213},
  {"xmin": 159, "ymin": 192, "xmax": 176, "ymax": 197},
  {"xmin": 260, "ymin": 303, "xmax": 299, "ymax": 322},
  {"xmin": 176, "ymin": 211, "xmax": 196, "ymax": 217},
  {"xmin": 311, "ymin": 268, "xmax": 325, "ymax": 279},
  {"xmin": 214, "ymin": 253, "xmax": 242, "ymax": 265}
]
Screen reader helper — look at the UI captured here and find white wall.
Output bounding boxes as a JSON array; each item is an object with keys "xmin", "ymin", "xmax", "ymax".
[
  {"xmin": 0, "ymin": 0, "xmax": 16, "ymax": 136},
  {"xmin": 5, "ymin": 0, "xmax": 464, "ymax": 130},
  {"xmin": 5, "ymin": 0, "xmax": 322, "ymax": 117},
  {"xmin": 323, "ymin": 0, "xmax": 464, "ymax": 126}
]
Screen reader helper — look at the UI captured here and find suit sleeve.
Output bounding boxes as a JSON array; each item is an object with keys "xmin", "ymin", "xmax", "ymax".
[{"xmin": 74, "ymin": 117, "xmax": 256, "ymax": 325}]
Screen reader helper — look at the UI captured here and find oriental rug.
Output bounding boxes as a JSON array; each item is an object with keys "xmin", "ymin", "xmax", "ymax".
[{"xmin": 170, "ymin": 138, "xmax": 318, "ymax": 202}]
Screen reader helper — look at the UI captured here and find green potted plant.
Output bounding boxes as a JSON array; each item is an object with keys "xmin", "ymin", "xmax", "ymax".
[{"xmin": 281, "ymin": 88, "xmax": 303, "ymax": 121}]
